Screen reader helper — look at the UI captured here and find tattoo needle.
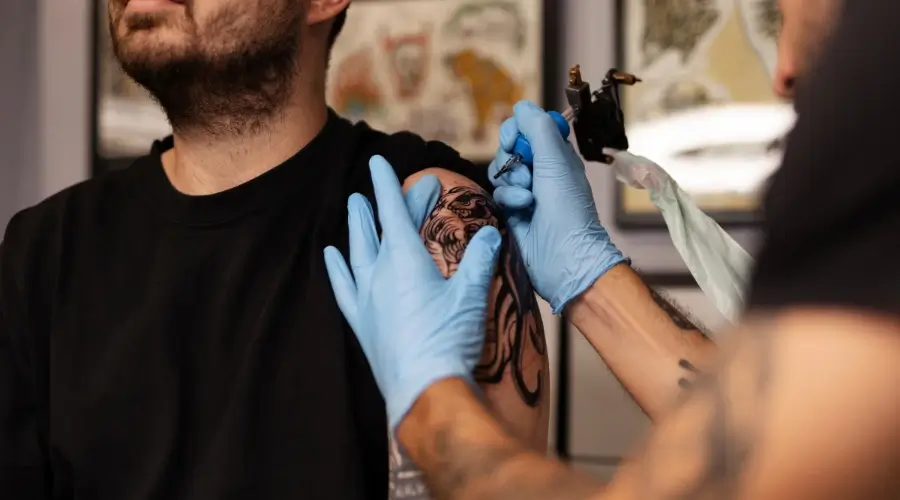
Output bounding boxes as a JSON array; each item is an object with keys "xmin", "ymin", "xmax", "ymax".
[{"xmin": 493, "ymin": 108, "xmax": 574, "ymax": 179}]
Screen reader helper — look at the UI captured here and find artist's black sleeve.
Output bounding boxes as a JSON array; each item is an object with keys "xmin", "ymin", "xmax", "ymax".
[{"xmin": 748, "ymin": 1, "xmax": 900, "ymax": 316}]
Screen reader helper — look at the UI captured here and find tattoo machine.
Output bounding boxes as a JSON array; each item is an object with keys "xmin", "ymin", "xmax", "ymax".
[{"xmin": 493, "ymin": 65, "xmax": 641, "ymax": 179}]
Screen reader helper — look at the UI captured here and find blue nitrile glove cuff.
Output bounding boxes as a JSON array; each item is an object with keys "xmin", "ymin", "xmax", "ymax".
[
  {"xmin": 387, "ymin": 359, "xmax": 474, "ymax": 431},
  {"xmin": 549, "ymin": 247, "xmax": 630, "ymax": 315}
]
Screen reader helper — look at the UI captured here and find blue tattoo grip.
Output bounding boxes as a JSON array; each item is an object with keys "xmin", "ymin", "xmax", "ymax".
[{"xmin": 511, "ymin": 110, "xmax": 571, "ymax": 166}]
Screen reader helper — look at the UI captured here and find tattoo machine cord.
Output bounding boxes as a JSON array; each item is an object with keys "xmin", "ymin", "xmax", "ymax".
[{"xmin": 494, "ymin": 65, "xmax": 641, "ymax": 179}]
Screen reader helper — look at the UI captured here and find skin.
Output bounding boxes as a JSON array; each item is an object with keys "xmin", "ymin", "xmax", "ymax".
[
  {"xmin": 773, "ymin": 0, "xmax": 842, "ymax": 98},
  {"xmin": 388, "ymin": 2, "xmax": 900, "ymax": 499},
  {"xmin": 107, "ymin": 1, "xmax": 548, "ymax": 498}
]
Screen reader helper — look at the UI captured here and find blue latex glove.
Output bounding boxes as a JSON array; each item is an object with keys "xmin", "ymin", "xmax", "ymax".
[
  {"xmin": 487, "ymin": 101, "xmax": 628, "ymax": 314},
  {"xmin": 323, "ymin": 155, "xmax": 503, "ymax": 430}
]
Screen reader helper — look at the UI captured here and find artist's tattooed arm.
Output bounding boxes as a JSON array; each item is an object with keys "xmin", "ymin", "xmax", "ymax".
[
  {"xmin": 399, "ymin": 309, "xmax": 900, "ymax": 500},
  {"xmin": 647, "ymin": 286, "xmax": 708, "ymax": 335},
  {"xmin": 566, "ymin": 264, "xmax": 716, "ymax": 420},
  {"xmin": 391, "ymin": 169, "xmax": 549, "ymax": 499}
]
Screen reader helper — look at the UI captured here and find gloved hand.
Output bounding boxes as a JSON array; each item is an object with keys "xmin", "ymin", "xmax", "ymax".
[
  {"xmin": 487, "ymin": 101, "xmax": 628, "ymax": 314},
  {"xmin": 324, "ymin": 155, "xmax": 503, "ymax": 430}
]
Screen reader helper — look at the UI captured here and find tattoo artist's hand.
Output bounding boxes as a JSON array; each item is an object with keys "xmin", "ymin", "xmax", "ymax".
[
  {"xmin": 324, "ymin": 155, "xmax": 503, "ymax": 430},
  {"xmin": 487, "ymin": 101, "xmax": 628, "ymax": 314}
]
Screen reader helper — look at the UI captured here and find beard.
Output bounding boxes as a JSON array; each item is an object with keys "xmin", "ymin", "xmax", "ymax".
[{"xmin": 110, "ymin": 0, "xmax": 305, "ymax": 136}]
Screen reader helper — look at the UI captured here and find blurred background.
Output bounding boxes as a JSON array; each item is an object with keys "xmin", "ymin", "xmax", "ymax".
[{"xmin": 1, "ymin": 0, "xmax": 780, "ymax": 480}]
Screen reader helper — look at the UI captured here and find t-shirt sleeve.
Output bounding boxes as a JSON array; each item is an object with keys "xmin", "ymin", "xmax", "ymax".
[
  {"xmin": 375, "ymin": 131, "xmax": 492, "ymax": 193},
  {"xmin": 748, "ymin": 1, "xmax": 900, "ymax": 316},
  {"xmin": 0, "ymin": 213, "xmax": 51, "ymax": 496}
]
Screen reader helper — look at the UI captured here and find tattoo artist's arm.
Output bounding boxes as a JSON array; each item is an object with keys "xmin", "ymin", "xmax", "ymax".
[
  {"xmin": 397, "ymin": 308, "xmax": 900, "ymax": 500},
  {"xmin": 399, "ymin": 377, "xmax": 603, "ymax": 500},
  {"xmin": 565, "ymin": 263, "xmax": 717, "ymax": 420},
  {"xmin": 390, "ymin": 168, "xmax": 549, "ymax": 499},
  {"xmin": 607, "ymin": 308, "xmax": 900, "ymax": 499}
]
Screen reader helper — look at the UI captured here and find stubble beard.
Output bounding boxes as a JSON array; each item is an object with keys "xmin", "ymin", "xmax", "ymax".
[{"xmin": 110, "ymin": 1, "xmax": 304, "ymax": 137}]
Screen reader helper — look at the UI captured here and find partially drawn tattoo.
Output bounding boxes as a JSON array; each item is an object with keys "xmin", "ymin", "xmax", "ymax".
[
  {"xmin": 390, "ymin": 184, "xmax": 546, "ymax": 500},
  {"xmin": 642, "ymin": 323, "xmax": 773, "ymax": 499},
  {"xmin": 420, "ymin": 186, "xmax": 546, "ymax": 406},
  {"xmin": 649, "ymin": 287, "xmax": 707, "ymax": 334}
]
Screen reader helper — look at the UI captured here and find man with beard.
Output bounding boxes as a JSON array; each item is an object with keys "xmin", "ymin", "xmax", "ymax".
[
  {"xmin": 327, "ymin": 0, "xmax": 900, "ymax": 498},
  {"xmin": 0, "ymin": 1, "xmax": 555, "ymax": 499}
]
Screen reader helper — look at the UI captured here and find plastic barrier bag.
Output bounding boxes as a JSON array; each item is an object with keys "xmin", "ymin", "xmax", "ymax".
[{"xmin": 605, "ymin": 149, "xmax": 754, "ymax": 323}]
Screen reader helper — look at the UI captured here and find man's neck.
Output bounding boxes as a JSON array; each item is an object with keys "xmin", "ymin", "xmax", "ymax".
[{"xmin": 160, "ymin": 93, "xmax": 329, "ymax": 196}]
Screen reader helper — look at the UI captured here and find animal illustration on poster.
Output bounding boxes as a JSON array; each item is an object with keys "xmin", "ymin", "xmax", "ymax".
[{"xmin": 327, "ymin": 0, "xmax": 544, "ymax": 163}]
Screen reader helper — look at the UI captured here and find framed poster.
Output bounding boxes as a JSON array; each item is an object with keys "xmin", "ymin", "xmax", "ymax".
[
  {"xmin": 615, "ymin": 0, "xmax": 793, "ymax": 228},
  {"xmin": 326, "ymin": 0, "xmax": 555, "ymax": 164}
]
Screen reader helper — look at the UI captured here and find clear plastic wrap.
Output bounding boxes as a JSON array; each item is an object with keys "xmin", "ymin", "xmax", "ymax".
[{"xmin": 606, "ymin": 149, "xmax": 754, "ymax": 323}]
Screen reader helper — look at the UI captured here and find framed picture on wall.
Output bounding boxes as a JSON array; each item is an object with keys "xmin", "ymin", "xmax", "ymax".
[
  {"xmin": 326, "ymin": 0, "xmax": 557, "ymax": 164},
  {"xmin": 614, "ymin": 0, "xmax": 792, "ymax": 228}
]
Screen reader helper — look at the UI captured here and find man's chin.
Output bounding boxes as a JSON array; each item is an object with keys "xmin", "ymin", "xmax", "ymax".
[{"xmin": 114, "ymin": 22, "xmax": 190, "ymax": 61}]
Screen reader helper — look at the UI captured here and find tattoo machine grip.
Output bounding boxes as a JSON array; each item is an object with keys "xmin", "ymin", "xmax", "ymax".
[{"xmin": 493, "ymin": 111, "xmax": 571, "ymax": 179}]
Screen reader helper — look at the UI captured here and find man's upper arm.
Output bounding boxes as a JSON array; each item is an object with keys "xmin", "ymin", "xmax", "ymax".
[
  {"xmin": 402, "ymin": 168, "xmax": 549, "ymax": 446},
  {"xmin": 0, "ymin": 215, "xmax": 50, "ymax": 496}
]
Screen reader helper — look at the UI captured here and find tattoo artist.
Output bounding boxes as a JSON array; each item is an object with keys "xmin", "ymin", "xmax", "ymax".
[{"xmin": 325, "ymin": 1, "xmax": 900, "ymax": 498}]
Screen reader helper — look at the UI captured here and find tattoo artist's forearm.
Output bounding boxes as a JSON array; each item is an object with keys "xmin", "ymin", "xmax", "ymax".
[
  {"xmin": 616, "ymin": 319, "xmax": 772, "ymax": 499},
  {"xmin": 566, "ymin": 265, "xmax": 716, "ymax": 419},
  {"xmin": 421, "ymin": 185, "xmax": 546, "ymax": 407},
  {"xmin": 647, "ymin": 286, "xmax": 709, "ymax": 336},
  {"xmin": 401, "ymin": 379, "xmax": 602, "ymax": 500}
]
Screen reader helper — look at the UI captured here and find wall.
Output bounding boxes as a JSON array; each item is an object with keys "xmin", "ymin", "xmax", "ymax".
[{"xmin": 0, "ymin": 0, "xmax": 91, "ymax": 234}]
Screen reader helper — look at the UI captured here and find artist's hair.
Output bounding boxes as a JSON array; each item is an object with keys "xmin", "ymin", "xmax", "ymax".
[{"xmin": 327, "ymin": 8, "xmax": 348, "ymax": 50}]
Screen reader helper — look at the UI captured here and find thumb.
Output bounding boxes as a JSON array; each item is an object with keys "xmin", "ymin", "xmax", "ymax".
[
  {"xmin": 512, "ymin": 100, "xmax": 569, "ymax": 162},
  {"xmin": 403, "ymin": 174, "xmax": 441, "ymax": 229},
  {"xmin": 451, "ymin": 226, "xmax": 502, "ymax": 294}
]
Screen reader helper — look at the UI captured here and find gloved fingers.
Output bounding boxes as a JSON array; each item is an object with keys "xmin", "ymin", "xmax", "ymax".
[
  {"xmin": 488, "ymin": 117, "xmax": 531, "ymax": 187},
  {"xmin": 512, "ymin": 100, "xmax": 569, "ymax": 161},
  {"xmin": 503, "ymin": 211, "xmax": 532, "ymax": 248},
  {"xmin": 451, "ymin": 226, "xmax": 503, "ymax": 295},
  {"xmin": 488, "ymin": 151, "xmax": 532, "ymax": 189},
  {"xmin": 499, "ymin": 117, "xmax": 518, "ymax": 153},
  {"xmin": 493, "ymin": 186, "xmax": 534, "ymax": 211},
  {"xmin": 403, "ymin": 174, "xmax": 441, "ymax": 230},
  {"xmin": 369, "ymin": 155, "xmax": 421, "ymax": 248},
  {"xmin": 347, "ymin": 193, "xmax": 379, "ymax": 290},
  {"xmin": 323, "ymin": 246, "xmax": 360, "ymax": 330}
]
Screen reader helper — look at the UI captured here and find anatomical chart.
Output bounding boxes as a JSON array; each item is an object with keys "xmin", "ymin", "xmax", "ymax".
[
  {"xmin": 327, "ymin": 0, "xmax": 544, "ymax": 163},
  {"xmin": 619, "ymin": 0, "xmax": 793, "ymax": 221}
]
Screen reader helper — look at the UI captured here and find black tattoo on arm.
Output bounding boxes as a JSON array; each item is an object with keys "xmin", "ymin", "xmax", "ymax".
[
  {"xmin": 677, "ymin": 359, "xmax": 699, "ymax": 389},
  {"xmin": 420, "ymin": 186, "xmax": 546, "ymax": 405},
  {"xmin": 641, "ymin": 322, "xmax": 772, "ymax": 499},
  {"xmin": 649, "ymin": 287, "xmax": 705, "ymax": 332},
  {"xmin": 389, "ymin": 185, "xmax": 546, "ymax": 499}
]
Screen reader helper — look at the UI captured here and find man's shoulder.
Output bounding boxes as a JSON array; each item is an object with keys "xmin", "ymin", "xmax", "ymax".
[
  {"xmin": 1, "ymin": 167, "xmax": 136, "ymax": 270},
  {"xmin": 345, "ymin": 118, "xmax": 490, "ymax": 192}
]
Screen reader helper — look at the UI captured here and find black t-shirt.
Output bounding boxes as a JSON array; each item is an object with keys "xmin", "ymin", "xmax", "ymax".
[
  {"xmin": 0, "ymin": 112, "xmax": 491, "ymax": 499},
  {"xmin": 749, "ymin": 1, "xmax": 900, "ymax": 315}
]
